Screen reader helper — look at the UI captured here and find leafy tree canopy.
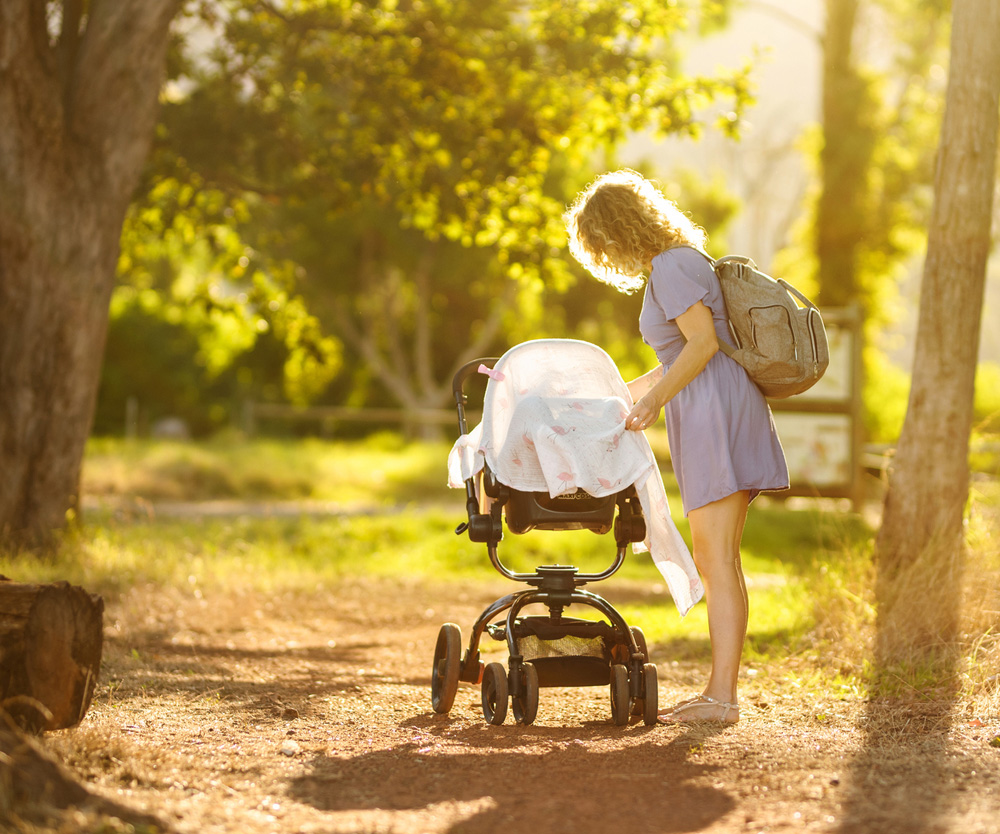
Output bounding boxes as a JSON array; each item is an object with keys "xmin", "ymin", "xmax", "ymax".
[{"xmin": 114, "ymin": 0, "xmax": 751, "ymax": 421}]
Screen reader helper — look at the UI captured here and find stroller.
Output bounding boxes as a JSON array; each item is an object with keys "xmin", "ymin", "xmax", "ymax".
[{"xmin": 432, "ymin": 339, "xmax": 678, "ymax": 727}]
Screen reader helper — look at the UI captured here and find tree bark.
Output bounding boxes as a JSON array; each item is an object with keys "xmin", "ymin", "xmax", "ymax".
[
  {"xmin": 0, "ymin": 578, "xmax": 104, "ymax": 731},
  {"xmin": 875, "ymin": 0, "xmax": 1000, "ymax": 661},
  {"xmin": 0, "ymin": 0, "xmax": 181, "ymax": 550}
]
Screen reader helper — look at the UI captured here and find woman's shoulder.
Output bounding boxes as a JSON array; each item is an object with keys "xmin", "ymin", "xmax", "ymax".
[
  {"xmin": 653, "ymin": 246, "xmax": 712, "ymax": 269},
  {"xmin": 651, "ymin": 247, "xmax": 716, "ymax": 285}
]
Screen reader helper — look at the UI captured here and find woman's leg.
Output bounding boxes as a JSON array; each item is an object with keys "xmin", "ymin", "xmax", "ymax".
[{"xmin": 664, "ymin": 490, "xmax": 750, "ymax": 721}]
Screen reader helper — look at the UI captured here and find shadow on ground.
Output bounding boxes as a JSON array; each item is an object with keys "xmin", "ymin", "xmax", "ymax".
[
  {"xmin": 836, "ymin": 695, "xmax": 960, "ymax": 834},
  {"xmin": 290, "ymin": 723, "xmax": 736, "ymax": 834}
]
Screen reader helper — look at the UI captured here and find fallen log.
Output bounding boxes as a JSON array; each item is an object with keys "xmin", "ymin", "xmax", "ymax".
[{"xmin": 0, "ymin": 577, "xmax": 103, "ymax": 732}]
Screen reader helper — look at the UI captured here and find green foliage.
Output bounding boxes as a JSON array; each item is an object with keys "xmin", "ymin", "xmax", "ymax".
[
  {"xmin": 111, "ymin": 0, "xmax": 753, "ymax": 423},
  {"xmin": 862, "ymin": 346, "xmax": 912, "ymax": 444},
  {"xmin": 772, "ymin": 2, "xmax": 950, "ymax": 451},
  {"xmin": 974, "ymin": 361, "xmax": 1000, "ymax": 433},
  {"xmin": 859, "ymin": 357, "xmax": 1000, "ymax": 447},
  {"xmin": 810, "ymin": 1, "xmax": 948, "ymax": 320},
  {"xmin": 116, "ymin": 173, "xmax": 342, "ymax": 409}
]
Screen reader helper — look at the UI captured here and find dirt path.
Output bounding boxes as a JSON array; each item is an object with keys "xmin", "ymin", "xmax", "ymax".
[{"xmin": 34, "ymin": 576, "xmax": 1000, "ymax": 834}]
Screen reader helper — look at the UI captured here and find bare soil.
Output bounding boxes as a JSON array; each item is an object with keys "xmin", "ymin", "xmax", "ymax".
[{"xmin": 20, "ymin": 574, "xmax": 1000, "ymax": 834}]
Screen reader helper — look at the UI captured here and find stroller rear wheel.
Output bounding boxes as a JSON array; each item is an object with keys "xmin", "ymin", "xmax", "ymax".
[
  {"xmin": 512, "ymin": 662, "xmax": 539, "ymax": 725},
  {"xmin": 482, "ymin": 662, "xmax": 509, "ymax": 725},
  {"xmin": 609, "ymin": 664, "xmax": 630, "ymax": 726},
  {"xmin": 431, "ymin": 623, "xmax": 462, "ymax": 713}
]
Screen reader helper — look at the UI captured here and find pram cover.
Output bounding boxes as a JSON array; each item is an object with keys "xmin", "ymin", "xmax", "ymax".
[{"xmin": 448, "ymin": 339, "xmax": 704, "ymax": 616}]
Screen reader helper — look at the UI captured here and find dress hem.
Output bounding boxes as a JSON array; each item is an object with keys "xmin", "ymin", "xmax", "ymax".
[{"xmin": 682, "ymin": 482, "xmax": 790, "ymax": 516}]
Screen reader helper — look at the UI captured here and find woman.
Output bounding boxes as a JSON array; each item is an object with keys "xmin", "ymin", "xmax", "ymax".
[{"xmin": 565, "ymin": 169, "xmax": 789, "ymax": 724}]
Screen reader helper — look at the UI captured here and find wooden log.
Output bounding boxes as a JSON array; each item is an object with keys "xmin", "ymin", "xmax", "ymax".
[{"xmin": 0, "ymin": 577, "xmax": 103, "ymax": 732}]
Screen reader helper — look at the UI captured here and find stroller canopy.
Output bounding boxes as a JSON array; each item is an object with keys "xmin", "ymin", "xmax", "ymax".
[{"xmin": 448, "ymin": 339, "xmax": 703, "ymax": 616}]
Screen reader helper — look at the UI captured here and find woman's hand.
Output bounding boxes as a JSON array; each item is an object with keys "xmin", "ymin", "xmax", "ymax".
[
  {"xmin": 626, "ymin": 396, "xmax": 661, "ymax": 432},
  {"xmin": 625, "ymin": 301, "xmax": 718, "ymax": 432}
]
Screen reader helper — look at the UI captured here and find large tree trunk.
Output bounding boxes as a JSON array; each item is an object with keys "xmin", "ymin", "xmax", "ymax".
[
  {"xmin": 0, "ymin": 578, "xmax": 104, "ymax": 732},
  {"xmin": 0, "ymin": 0, "xmax": 181, "ymax": 549},
  {"xmin": 875, "ymin": 0, "xmax": 1000, "ymax": 661}
]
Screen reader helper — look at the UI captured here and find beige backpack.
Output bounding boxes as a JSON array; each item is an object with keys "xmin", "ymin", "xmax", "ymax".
[{"xmin": 686, "ymin": 248, "xmax": 830, "ymax": 398}]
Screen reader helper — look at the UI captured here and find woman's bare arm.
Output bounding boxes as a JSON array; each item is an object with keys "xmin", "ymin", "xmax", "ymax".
[{"xmin": 625, "ymin": 301, "xmax": 718, "ymax": 431}]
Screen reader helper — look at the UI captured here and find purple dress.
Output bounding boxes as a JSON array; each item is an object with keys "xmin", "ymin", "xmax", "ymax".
[{"xmin": 639, "ymin": 247, "xmax": 789, "ymax": 515}]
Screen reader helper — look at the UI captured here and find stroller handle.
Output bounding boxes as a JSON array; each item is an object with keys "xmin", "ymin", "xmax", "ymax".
[
  {"xmin": 452, "ymin": 357, "xmax": 500, "ymax": 437},
  {"xmin": 452, "ymin": 357, "xmax": 499, "ymax": 399}
]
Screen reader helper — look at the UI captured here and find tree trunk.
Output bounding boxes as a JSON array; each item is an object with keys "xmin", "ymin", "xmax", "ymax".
[
  {"xmin": 816, "ymin": 0, "xmax": 877, "ymax": 310},
  {"xmin": 0, "ymin": 0, "xmax": 181, "ymax": 550},
  {"xmin": 0, "ymin": 578, "xmax": 104, "ymax": 732},
  {"xmin": 875, "ymin": 0, "xmax": 1000, "ymax": 661}
]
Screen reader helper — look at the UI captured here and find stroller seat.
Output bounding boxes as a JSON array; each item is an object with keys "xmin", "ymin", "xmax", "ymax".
[
  {"xmin": 432, "ymin": 339, "xmax": 699, "ymax": 727},
  {"xmin": 505, "ymin": 487, "xmax": 616, "ymax": 534}
]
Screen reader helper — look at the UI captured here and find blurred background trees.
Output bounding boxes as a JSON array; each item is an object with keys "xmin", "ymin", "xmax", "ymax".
[
  {"xmin": 99, "ymin": 0, "xmax": 753, "ymax": 435},
  {"xmin": 96, "ymin": 0, "xmax": 999, "ymax": 451},
  {"xmin": 6, "ymin": 0, "xmax": 998, "ymax": 551}
]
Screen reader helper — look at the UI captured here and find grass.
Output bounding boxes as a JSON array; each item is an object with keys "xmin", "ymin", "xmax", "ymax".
[
  {"xmin": 7, "ymin": 435, "xmax": 1000, "ymax": 834},
  {"xmin": 47, "ymin": 435, "xmax": 872, "ymax": 664},
  {"xmin": 5, "ymin": 433, "xmax": 996, "ymax": 705},
  {"xmin": 82, "ymin": 432, "xmax": 455, "ymax": 506}
]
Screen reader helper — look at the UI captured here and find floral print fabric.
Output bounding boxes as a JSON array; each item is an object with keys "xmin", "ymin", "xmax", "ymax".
[{"xmin": 448, "ymin": 338, "xmax": 703, "ymax": 616}]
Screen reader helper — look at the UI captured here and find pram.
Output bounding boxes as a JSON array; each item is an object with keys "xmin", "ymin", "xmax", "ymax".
[{"xmin": 432, "ymin": 339, "xmax": 700, "ymax": 726}]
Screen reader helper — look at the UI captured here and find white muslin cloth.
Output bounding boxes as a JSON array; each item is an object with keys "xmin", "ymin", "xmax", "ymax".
[{"xmin": 447, "ymin": 338, "xmax": 704, "ymax": 616}]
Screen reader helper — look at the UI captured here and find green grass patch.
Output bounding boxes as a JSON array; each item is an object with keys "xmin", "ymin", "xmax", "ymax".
[
  {"xmin": 84, "ymin": 433, "xmax": 455, "ymax": 505},
  {"xmin": 29, "ymin": 435, "xmax": 872, "ymax": 669}
]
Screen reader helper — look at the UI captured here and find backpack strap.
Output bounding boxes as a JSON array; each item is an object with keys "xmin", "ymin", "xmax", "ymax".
[
  {"xmin": 663, "ymin": 246, "xmax": 739, "ymax": 359},
  {"xmin": 715, "ymin": 339, "xmax": 737, "ymax": 359},
  {"xmin": 775, "ymin": 278, "xmax": 819, "ymax": 311}
]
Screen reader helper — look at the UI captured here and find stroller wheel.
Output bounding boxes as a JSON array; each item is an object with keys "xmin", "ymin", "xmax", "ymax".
[
  {"xmin": 629, "ymin": 626, "xmax": 650, "ymax": 717},
  {"xmin": 641, "ymin": 663, "xmax": 658, "ymax": 726},
  {"xmin": 431, "ymin": 623, "xmax": 462, "ymax": 714},
  {"xmin": 512, "ymin": 662, "xmax": 539, "ymax": 726},
  {"xmin": 610, "ymin": 664, "xmax": 629, "ymax": 726},
  {"xmin": 481, "ymin": 662, "xmax": 509, "ymax": 726}
]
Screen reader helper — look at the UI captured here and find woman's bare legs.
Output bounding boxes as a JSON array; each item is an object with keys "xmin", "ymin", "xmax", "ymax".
[{"xmin": 661, "ymin": 490, "xmax": 750, "ymax": 722}]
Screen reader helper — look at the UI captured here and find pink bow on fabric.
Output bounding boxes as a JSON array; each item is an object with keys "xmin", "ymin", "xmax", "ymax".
[{"xmin": 478, "ymin": 364, "xmax": 506, "ymax": 382}]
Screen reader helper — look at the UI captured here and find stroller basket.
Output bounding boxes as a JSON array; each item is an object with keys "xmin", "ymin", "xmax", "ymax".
[{"xmin": 488, "ymin": 615, "xmax": 618, "ymax": 688}]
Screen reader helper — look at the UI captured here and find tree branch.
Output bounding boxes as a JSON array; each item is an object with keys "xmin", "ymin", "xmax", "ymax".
[
  {"xmin": 412, "ymin": 243, "xmax": 438, "ymax": 400},
  {"xmin": 330, "ymin": 302, "xmax": 416, "ymax": 406}
]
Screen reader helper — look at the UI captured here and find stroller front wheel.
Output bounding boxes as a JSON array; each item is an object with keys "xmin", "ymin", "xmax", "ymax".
[{"xmin": 482, "ymin": 662, "xmax": 509, "ymax": 725}]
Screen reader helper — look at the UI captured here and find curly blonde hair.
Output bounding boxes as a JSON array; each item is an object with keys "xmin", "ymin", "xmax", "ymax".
[{"xmin": 564, "ymin": 169, "xmax": 708, "ymax": 293}]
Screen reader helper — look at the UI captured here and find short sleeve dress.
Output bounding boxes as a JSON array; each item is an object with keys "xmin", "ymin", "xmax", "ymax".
[{"xmin": 639, "ymin": 246, "xmax": 789, "ymax": 515}]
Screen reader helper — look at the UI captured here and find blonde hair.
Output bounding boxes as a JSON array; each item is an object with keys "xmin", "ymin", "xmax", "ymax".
[{"xmin": 564, "ymin": 169, "xmax": 708, "ymax": 293}]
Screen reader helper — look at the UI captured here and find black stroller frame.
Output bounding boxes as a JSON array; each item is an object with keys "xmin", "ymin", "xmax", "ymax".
[{"xmin": 431, "ymin": 357, "xmax": 659, "ymax": 726}]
